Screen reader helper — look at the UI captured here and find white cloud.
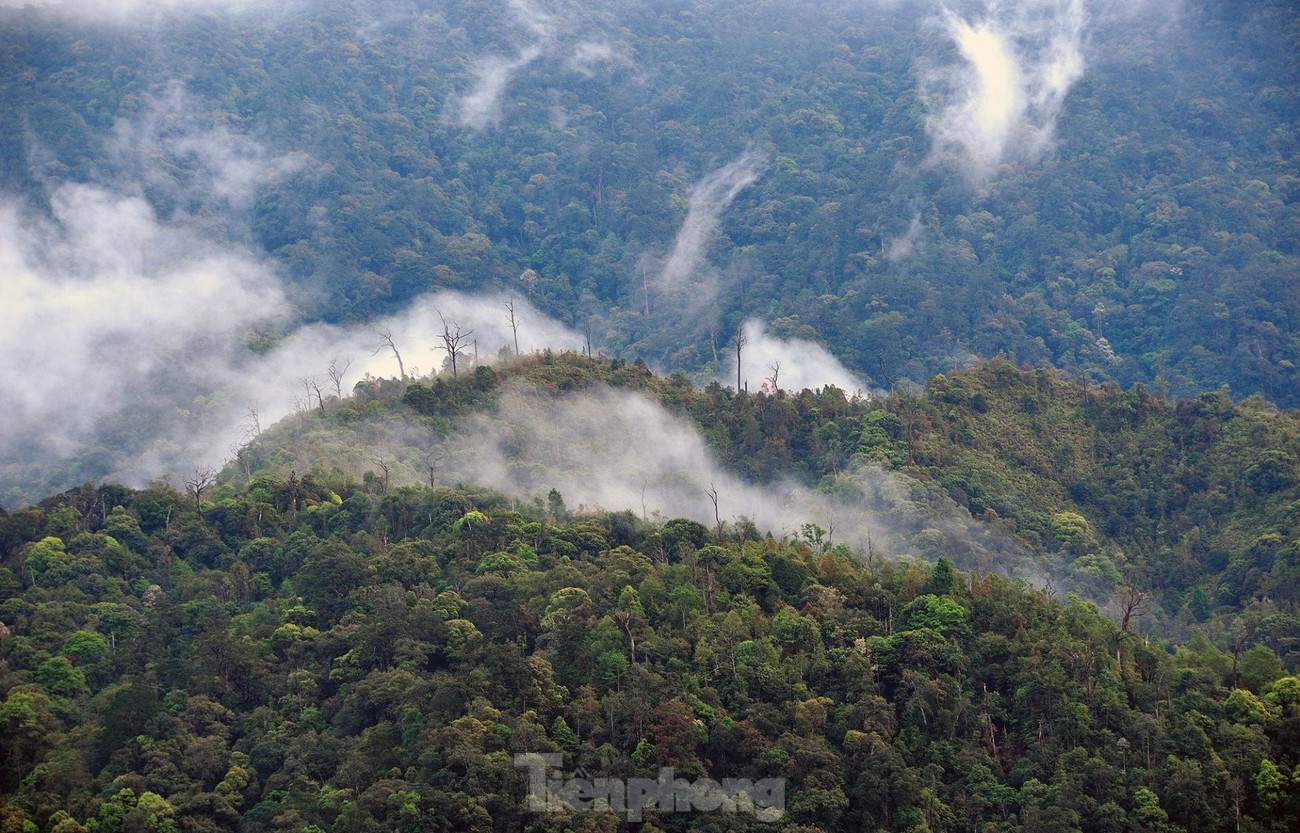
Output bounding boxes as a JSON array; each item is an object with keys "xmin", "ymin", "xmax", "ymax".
[
  {"xmin": 110, "ymin": 83, "xmax": 308, "ymax": 216},
  {"xmin": 450, "ymin": 46, "xmax": 545, "ymax": 130},
  {"xmin": 652, "ymin": 151, "xmax": 765, "ymax": 297},
  {"xmin": 925, "ymin": 0, "xmax": 1086, "ymax": 180},
  {"xmin": 0, "ymin": 183, "xmax": 287, "ymax": 468},
  {"xmin": 436, "ymin": 384, "xmax": 1026, "ymax": 579},
  {"xmin": 447, "ymin": 0, "xmax": 630, "ymax": 131},
  {"xmin": 566, "ymin": 40, "xmax": 620, "ymax": 76},
  {"xmin": 0, "ymin": 0, "xmax": 271, "ymax": 19},
  {"xmin": 729, "ymin": 319, "xmax": 870, "ymax": 396},
  {"xmin": 0, "ymin": 179, "xmax": 586, "ymax": 504},
  {"xmin": 885, "ymin": 211, "xmax": 926, "ymax": 262}
]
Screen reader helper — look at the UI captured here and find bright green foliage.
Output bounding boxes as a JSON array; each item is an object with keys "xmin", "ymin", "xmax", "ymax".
[
  {"xmin": 2, "ymin": 0, "xmax": 1298, "ymax": 511},
  {"xmin": 1050, "ymin": 512, "xmax": 1094, "ymax": 554},
  {"xmin": 61, "ymin": 631, "xmax": 108, "ymax": 666},
  {"xmin": 900, "ymin": 595, "xmax": 968, "ymax": 636},
  {"xmin": 35, "ymin": 656, "xmax": 86, "ymax": 698},
  {"xmin": 1240, "ymin": 644, "xmax": 1286, "ymax": 692},
  {"xmin": 1134, "ymin": 787, "xmax": 1170, "ymax": 830},
  {"xmin": 1257, "ymin": 758, "xmax": 1286, "ymax": 808},
  {"xmin": 0, "ymin": 370, "xmax": 1299, "ymax": 831}
]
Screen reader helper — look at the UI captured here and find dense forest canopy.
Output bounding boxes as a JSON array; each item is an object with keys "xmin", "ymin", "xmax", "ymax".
[
  {"xmin": 0, "ymin": 0, "xmax": 1298, "ymax": 500},
  {"xmin": 1, "ymin": 433, "xmax": 1299, "ymax": 832},
  {"xmin": 3, "ymin": 2, "xmax": 1300, "ymax": 830}
]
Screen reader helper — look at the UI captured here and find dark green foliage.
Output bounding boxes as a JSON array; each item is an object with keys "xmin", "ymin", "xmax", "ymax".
[
  {"xmin": 1, "ymin": 467, "xmax": 1298, "ymax": 832},
  {"xmin": 1, "ymin": 0, "xmax": 1296, "ymax": 410}
]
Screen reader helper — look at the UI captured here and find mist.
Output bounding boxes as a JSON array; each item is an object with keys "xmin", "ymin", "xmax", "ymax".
[
  {"xmin": 0, "ymin": 187, "xmax": 584, "ymax": 505},
  {"xmin": 885, "ymin": 211, "xmax": 926, "ymax": 262},
  {"xmin": 447, "ymin": 0, "xmax": 626, "ymax": 131},
  {"xmin": 451, "ymin": 47, "xmax": 546, "ymax": 130},
  {"xmin": 0, "ymin": 0, "xmax": 279, "ymax": 20},
  {"xmin": 925, "ymin": 0, "xmax": 1086, "ymax": 180},
  {"xmin": 111, "ymin": 83, "xmax": 308, "ymax": 220},
  {"xmin": 436, "ymin": 385, "xmax": 1029, "ymax": 579},
  {"xmin": 0, "ymin": 182, "xmax": 287, "ymax": 497},
  {"xmin": 652, "ymin": 151, "xmax": 766, "ymax": 297},
  {"xmin": 0, "ymin": 80, "xmax": 591, "ymax": 507},
  {"xmin": 729, "ymin": 319, "xmax": 869, "ymax": 396}
]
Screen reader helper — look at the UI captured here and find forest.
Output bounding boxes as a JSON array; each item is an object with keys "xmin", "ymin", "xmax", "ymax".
[
  {"xmin": 2, "ymin": 0, "xmax": 1299, "ymax": 502},
  {"xmin": 2, "ymin": 355, "xmax": 1299, "ymax": 832},
  {"xmin": 2, "ymin": 0, "xmax": 1300, "ymax": 829}
]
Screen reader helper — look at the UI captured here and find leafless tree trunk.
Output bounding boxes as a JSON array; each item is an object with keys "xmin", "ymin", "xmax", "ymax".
[
  {"xmin": 244, "ymin": 401, "xmax": 262, "ymax": 440},
  {"xmin": 435, "ymin": 310, "xmax": 473, "ymax": 378},
  {"xmin": 706, "ymin": 484, "xmax": 722, "ymax": 535},
  {"xmin": 1119, "ymin": 584, "xmax": 1150, "ymax": 634},
  {"xmin": 503, "ymin": 297, "xmax": 521, "ymax": 355},
  {"xmin": 371, "ymin": 457, "xmax": 391, "ymax": 495},
  {"xmin": 327, "ymin": 357, "xmax": 352, "ymax": 400},
  {"xmin": 734, "ymin": 328, "xmax": 747, "ymax": 392},
  {"xmin": 425, "ymin": 450, "xmax": 445, "ymax": 489},
  {"xmin": 231, "ymin": 445, "xmax": 252, "ymax": 480},
  {"xmin": 375, "ymin": 328, "xmax": 406, "ymax": 381},
  {"xmin": 291, "ymin": 394, "xmax": 309, "ymax": 429},
  {"xmin": 300, "ymin": 376, "xmax": 325, "ymax": 413},
  {"xmin": 877, "ymin": 355, "xmax": 895, "ymax": 390},
  {"xmin": 1114, "ymin": 580, "xmax": 1151, "ymax": 661},
  {"xmin": 766, "ymin": 360, "xmax": 781, "ymax": 392},
  {"xmin": 185, "ymin": 467, "xmax": 216, "ymax": 513},
  {"xmin": 641, "ymin": 261, "xmax": 650, "ymax": 316}
]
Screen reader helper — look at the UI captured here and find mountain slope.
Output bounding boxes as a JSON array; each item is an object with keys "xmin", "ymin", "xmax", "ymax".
[{"xmin": 1, "ymin": 0, "xmax": 1297, "ymax": 403}]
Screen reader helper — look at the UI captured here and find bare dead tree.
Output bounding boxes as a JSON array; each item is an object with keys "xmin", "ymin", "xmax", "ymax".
[
  {"xmin": 243, "ymin": 401, "xmax": 262, "ymax": 441},
  {"xmin": 641, "ymin": 260, "xmax": 651, "ymax": 316},
  {"xmin": 371, "ymin": 456, "xmax": 392, "ymax": 495},
  {"xmin": 706, "ymin": 484, "xmax": 722, "ymax": 536},
  {"xmin": 291, "ymin": 393, "xmax": 311, "ymax": 429},
  {"xmin": 766, "ymin": 360, "xmax": 781, "ymax": 393},
  {"xmin": 424, "ymin": 450, "xmax": 446, "ymax": 489},
  {"xmin": 734, "ymin": 328, "xmax": 748, "ymax": 392},
  {"xmin": 375, "ymin": 327, "xmax": 406, "ymax": 381},
  {"xmin": 877, "ymin": 355, "xmax": 895, "ymax": 390},
  {"xmin": 434, "ymin": 310, "xmax": 473, "ymax": 378},
  {"xmin": 1119, "ymin": 585, "xmax": 1151, "ymax": 633},
  {"xmin": 300, "ymin": 376, "xmax": 325, "ymax": 413},
  {"xmin": 503, "ymin": 297, "xmax": 521, "ymax": 355},
  {"xmin": 1116, "ymin": 583, "xmax": 1152, "ymax": 664},
  {"xmin": 327, "ymin": 357, "xmax": 353, "ymax": 400},
  {"xmin": 185, "ymin": 466, "xmax": 216, "ymax": 513}
]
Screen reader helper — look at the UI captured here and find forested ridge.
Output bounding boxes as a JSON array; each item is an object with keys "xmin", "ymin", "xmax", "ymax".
[
  {"xmin": 3, "ymin": 357, "xmax": 1300, "ymax": 831},
  {"xmin": 233, "ymin": 353, "xmax": 1300, "ymax": 665},
  {"xmin": 3, "ymin": 0, "xmax": 1300, "ymax": 829}
]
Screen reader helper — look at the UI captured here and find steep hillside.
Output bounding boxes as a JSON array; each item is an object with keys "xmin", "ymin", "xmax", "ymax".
[
  {"xmin": 1, "ymin": 0, "xmax": 1297, "ymax": 403},
  {"xmin": 1, "ymin": 473, "xmax": 1298, "ymax": 832},
  {"xmin": 158, "ymin": 354, "xmax": 1300, "ymax": 667}
]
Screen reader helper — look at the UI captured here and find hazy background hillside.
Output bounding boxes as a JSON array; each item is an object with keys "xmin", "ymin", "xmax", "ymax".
[{"xmin": 1, "ymin": 0, "xmax": 1297, "ymax": 500}]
